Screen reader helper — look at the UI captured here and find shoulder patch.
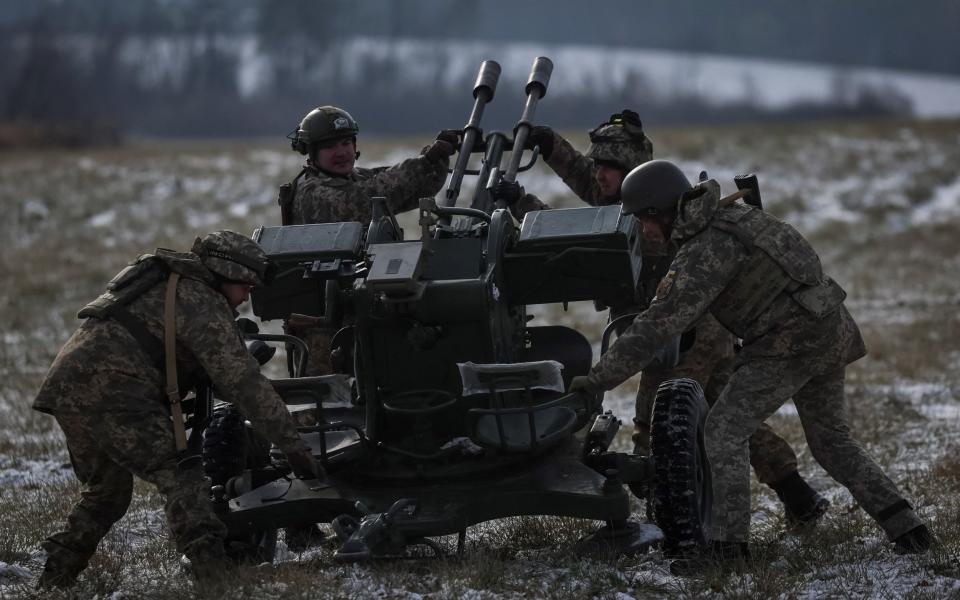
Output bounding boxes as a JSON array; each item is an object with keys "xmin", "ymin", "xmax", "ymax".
[{"xmin": 654, "ymin": 269, "xmax": 677, "ymax": 301}]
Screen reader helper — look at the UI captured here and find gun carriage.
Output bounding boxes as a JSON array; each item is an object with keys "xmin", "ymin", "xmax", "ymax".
[{"xmin": 201, "ymin": 57, "xmax": 712, "ymax": 561}]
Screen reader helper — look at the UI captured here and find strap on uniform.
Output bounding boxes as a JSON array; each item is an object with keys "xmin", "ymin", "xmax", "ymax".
[
  {"xmin": 712, "ymin": 189, "xmax": 757, "ymax": 250},
  {"xmin": 163, "ymin": 272, "xmax": 188, "ymax": 452},
  {"xmin": 719, "ymin": 188, "xmax": 751, "ymax": 207},
  {"xmin": 278, "ymin": 167, "xmax": 308, "ymax": 225}
]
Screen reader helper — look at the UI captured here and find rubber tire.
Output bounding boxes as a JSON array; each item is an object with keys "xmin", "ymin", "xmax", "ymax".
[
  {"xmin": 650, "ymin": 378, "xmax": 712, "ymax": 557},
  {"xmin": 201, "ymin": 403, "xmax": 277, "ymax": 563},
  {"xmin": 202, "ymin": 403, "xmax": 272, "ymax": 485},
  {"xmin": 202, "ymin": 403, "xmax": 247, "ymax": 486}
]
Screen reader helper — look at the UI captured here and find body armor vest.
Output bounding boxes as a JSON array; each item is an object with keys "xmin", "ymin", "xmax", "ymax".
[
  {"xmin": 77, "ymin": 251, "xmax": 214, "ymax": 388},
  {"xmin": 78, "ymin": 255, "xmax": 167, "ymax": 321},
  {"xmin": 708, "ymin": 203, "xmax": 847, "ymax": 337}
]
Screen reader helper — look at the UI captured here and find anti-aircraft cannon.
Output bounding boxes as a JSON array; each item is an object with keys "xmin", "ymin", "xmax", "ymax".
[{"xmin": 203, "ymin": 57, "xmax": 712, "ymax": 562}]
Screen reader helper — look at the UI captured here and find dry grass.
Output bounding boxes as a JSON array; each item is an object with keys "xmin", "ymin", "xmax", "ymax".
[{"xmin": 3, "ymin": 118, "xmax": 960, "ymax": 598}]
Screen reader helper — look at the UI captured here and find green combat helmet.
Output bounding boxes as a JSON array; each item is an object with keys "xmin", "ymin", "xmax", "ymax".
[
  {"xmin": 585, "ymin": 109, "xmax": 653, "ymax": 173},
  {"xmin": 620, "ymin": 159, "xmax": 692, "ymax": 216},
  {"xmin": 289, "ymin": 106, "xmax": 360, "ymax": 155},
  {"xmin": 192, "ymin": 230, "xmax": 275, "ymax": 286}
]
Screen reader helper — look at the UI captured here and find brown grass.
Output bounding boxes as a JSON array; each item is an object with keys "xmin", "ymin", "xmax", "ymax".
[{"xmin": 2, "ymin": 118, "xmax": 960, "ymax": 597}]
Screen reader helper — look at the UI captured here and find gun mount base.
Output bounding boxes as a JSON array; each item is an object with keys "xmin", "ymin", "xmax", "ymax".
[{"xmin": 219, "ymin": 438, "xmax": 636, "ymax": 560}]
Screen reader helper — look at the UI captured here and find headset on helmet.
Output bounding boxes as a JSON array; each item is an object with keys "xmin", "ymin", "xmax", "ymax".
[{"xmin": 288, "ymin": 106, "xmax": 360, "ymax": 156}]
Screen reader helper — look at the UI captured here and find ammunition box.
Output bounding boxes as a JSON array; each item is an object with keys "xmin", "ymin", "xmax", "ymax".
[
  {"xmin": 366, "ymin": 241, "xmax": 424, "ymax": 295},
  {"xmin": 502, "ymin": 205, "xmax": 642, "ymax": 305},
  {"xmin": 251, "ymin": 223, "xmax": 364, "ymax": 321}
]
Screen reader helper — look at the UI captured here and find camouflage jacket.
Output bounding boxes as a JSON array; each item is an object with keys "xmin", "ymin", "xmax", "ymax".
[
  {"xmin": 512, "ymin": 131, "xmax": 620, "ymax": 219},
  {"xmin": 587, "ymin": 180, "xmax": 866, "ymax": 391},
  {"xmin": 33, "ymin": 259, "xmax": 307, "ymax": 455},
  {"xmin": 290, "ymin": 151, "xmax": 449, "ymax": 225},
  {"xmin": 544, "ymin": 131, "xmax": 621, "ymax": 207}
]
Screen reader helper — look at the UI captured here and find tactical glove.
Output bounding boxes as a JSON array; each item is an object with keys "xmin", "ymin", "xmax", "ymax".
[
  {"xmin": 568, "ymin": 375, "xmax": 599, "ymax": 396},
  {"xmin": 435, "ymin": 129, "xmax": 462, "ymax": 147},
  {"xmin": 528, "ymin": 126, "xmax": 555, "ymax": 160},
  {"xmin": 286, "ymin": 448, "xmax": 325, "ymax": 481},
  {"xmin": 491, "ymin": 180, "xmax": 524, "ymax": 206},
  {"xmin": 423, "ymin": 139, "xmax": 456, "ymax": 164}
]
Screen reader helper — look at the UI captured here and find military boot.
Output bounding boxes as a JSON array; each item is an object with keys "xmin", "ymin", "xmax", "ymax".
[
  {"xmin": 669, "ymin": 540, "xmax": 751, "ymax": 576},
  {"xmin": 183, "ymin": 539, "xmax": 234, "ymax": 595},
  {"xmin": 893, "ymin": 524, "xmax": 934, "ymax": 554},
  {"xmin": 37, "ymin": 539, "xmax": 89, "ymax": 590},
  {"xmin": 770, "ymin": 472, "xmax": 830, "ymax": 527}
]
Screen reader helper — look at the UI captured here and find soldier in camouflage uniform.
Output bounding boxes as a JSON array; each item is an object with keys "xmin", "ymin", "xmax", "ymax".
[
  {"xmin": 32, "ymin": 231, "xmax": 321, "ymax": 589},
  {"xmin": 498, "ymin": 112, "xmax": 825, "ymax": 522},
  {"xmin": 499, "ymin": 109, "xmax": 654, "ymax": 217},
  {"xmin": 569, "ymin": 160, "xmax": 932, "ymax": 572},
  {"xmin": 282, "ymin": 105, "xmax": 455, "ymax": 375}
]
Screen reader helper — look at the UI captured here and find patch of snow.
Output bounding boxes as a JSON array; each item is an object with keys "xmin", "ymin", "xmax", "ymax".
[
  {"xmin": 890, "ymin": 380, "xmax": 954, "ymax": 405},
  {"xmin": 187, "ymin": 210, "xmax": 224, "ymax": 229},
  {"xmin": 912, "ymin": 174, "xmax": 960, "ymax": 226},
  {"xmin": 229, "ymin": 202, "xmax": 250, "ymax": 217},
  {"xmin": 0, "ymin": 562, "xmax": 32, "ymax": 585},
  {"xmin": 0, "ymin": 458, "xmax": 72, "ymax": 487},
  {"xmin": 343, "ymin": 38, "xmax": 960, "ymax": 119},
  {"xmin": 89, "ymin": 209, "xmax": 117, "ymax": 227},
  {"xmin": 236, "ymin": 36, "xmax": 270, "ymax": 97},
  {"xmin": 22, "ymin": 198, "xmax": 49, "ymax": 220}
]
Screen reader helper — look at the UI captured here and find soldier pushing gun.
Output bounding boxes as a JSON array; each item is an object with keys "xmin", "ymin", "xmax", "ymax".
[
  {"xmin": 33, "ymin": 231, "xmax": 322, "ymax": 591},
  {"xmin": 569, "ymin": 161, "xmax": 934, "ymax": 574},
  {"xmin": 500, "ymin": 112, "xmax": 829, "ymax": 527}
]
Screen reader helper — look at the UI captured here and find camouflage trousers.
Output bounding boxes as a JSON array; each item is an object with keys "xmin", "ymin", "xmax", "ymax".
[
  {"xmin": 42, "ymin": 409, "xmax": 228, "ymax": 583},
  {"xmin": 706, "ymin": 362, "xmax": 922, "ymax": 544},
  {"xmin": 633, "ymin": 313, "xmax": 798, "ymax": 485}
]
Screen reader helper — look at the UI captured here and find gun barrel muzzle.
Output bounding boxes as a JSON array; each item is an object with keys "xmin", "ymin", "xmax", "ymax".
[
  {"xmin": 473, "ymin": 60, "xmax": 502, "ymax": 101},
  {"xmin": 525, "ymin": 56, "xmax": 554, "ymax": 99}
]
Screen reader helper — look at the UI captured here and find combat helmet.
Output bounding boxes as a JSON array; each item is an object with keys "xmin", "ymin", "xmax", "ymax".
[
  {"xmin": 585, "ymin": 109, "xmax": 653, "ymax": 173},
  {"xmin": 620, "ymin": 160, "xmax": 692, "ymax": 216},
  {"xmin": 191, "ymin": 230, "xmax": 275, "ymax": 287},
  {"xmin": 289, "ymin": 106, "xmax": 360, "ymax": 155}
]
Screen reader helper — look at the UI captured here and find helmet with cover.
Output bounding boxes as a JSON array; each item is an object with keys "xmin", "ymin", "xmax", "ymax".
[
  {"xmin": 585, "ymin": 109, "xmax": 653, "ymax": 173},
  {"xmin": 192, "ymin": 230, "xmax": 275, "ymax": 287},
  {"xmin": 289, "ymin": 106, "xmax": 359, "ymax": 155},
  {"xmin": 620, "ymin": 159, "xmax": 693, "ymax": 216}
]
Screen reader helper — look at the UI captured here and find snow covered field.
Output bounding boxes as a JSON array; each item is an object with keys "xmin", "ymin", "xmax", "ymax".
[{"xmin": 1, "ymin": 117, "xmax": 959, "ymax": 597}]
